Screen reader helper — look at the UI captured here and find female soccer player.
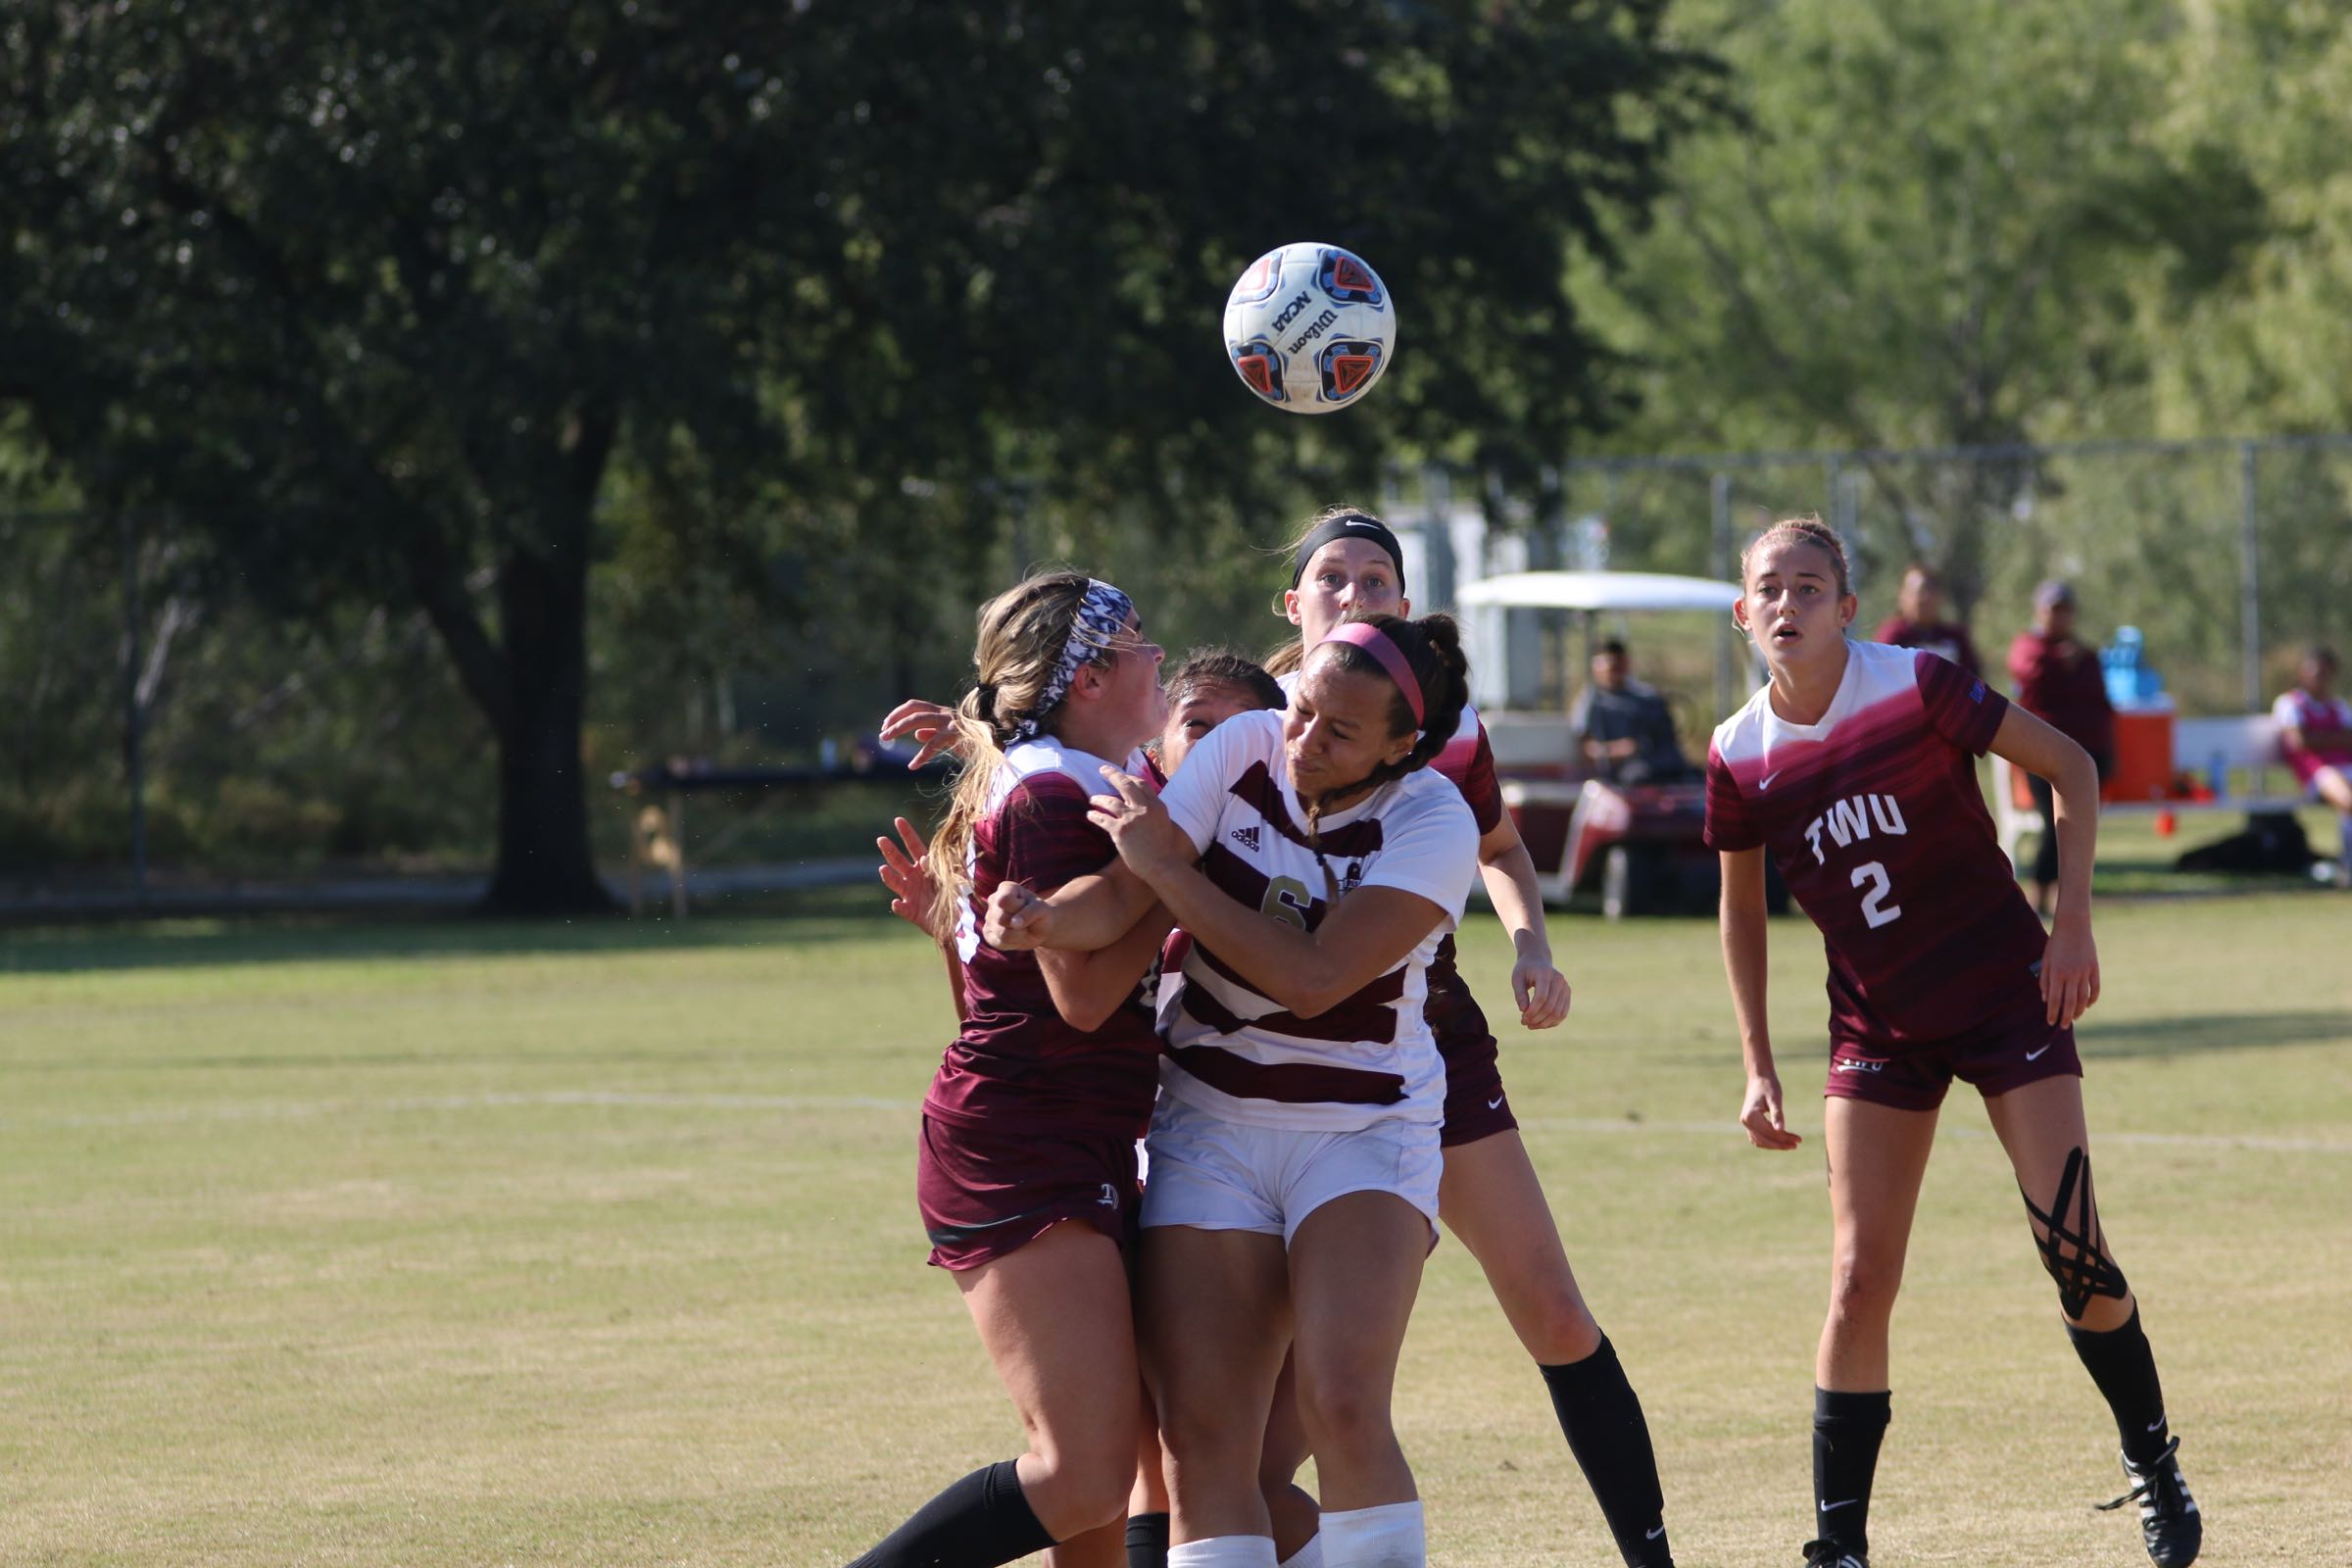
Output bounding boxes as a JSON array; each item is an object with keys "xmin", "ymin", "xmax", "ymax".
[
  {"xmin": 877, "ymin": 646, "xmax": 1318, "ymax": 1568},
  {"xmin": 1706, "ymin": 516, "xmax": 2201, "ymax": 1568},
  {"xmin": 843, "ymin": 570, "xmax": 1171, "ymax": 1568},
  {"xmin": 1268, "ymin": 509, "xmax": 1677, "ymax": 1568},
  {"xmin": 991, "ymin": 612, "xmax": 1480, "ymax": 1568}
]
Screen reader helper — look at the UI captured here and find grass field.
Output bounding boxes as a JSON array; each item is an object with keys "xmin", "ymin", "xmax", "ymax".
[{"xmin": 4, "ymin": 884, "xmax": 2348, "ymax": 1566}]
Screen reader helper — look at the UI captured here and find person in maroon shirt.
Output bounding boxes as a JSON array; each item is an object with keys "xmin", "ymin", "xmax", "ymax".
[
  {"xmin": 2273, "ymin": 645, "xmax": 2352, "ymax": 883},
  {"xmin": 1707, "ymin": 518, "xmax": 2200, "ymax": 1568},
  {"xmin": 844, "ymin": 570, "xmax": 1175, "ymax": 1568},
  {"xmin": 2007, "ymin": 580, "xmax": 2117, "ymax": 915},
  {"xmin": 877, "ymin": 648, "xmax": 1322, "ymax": 1568},
  {"xmin": 1870, "ymin": 564, "xmax": 1982, "ymax": 677}
]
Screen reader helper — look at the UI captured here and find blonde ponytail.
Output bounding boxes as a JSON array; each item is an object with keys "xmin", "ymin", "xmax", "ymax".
[{"xmin": 922, "ymin": 571, "xmax": 1111, "ymax": 943}]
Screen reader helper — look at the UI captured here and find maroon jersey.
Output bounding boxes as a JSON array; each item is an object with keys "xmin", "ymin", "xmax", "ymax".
[
  {"xmin": 1423, "ymin": 708, "xmax": 1503, "ymax": 1014},
  {"xmin": 1704, "ymin": 643, "xmax": 2049, "ymax": 1047},
  {"xmin": 2008, "ymin": 630, "xmax": 2114, "ymax": 761},
  {"xmin": 2273, "ymin": 686, "xmax": 2352, "ymax": 782},
  {"xmin": 927, "ymin": 738, "xmax": 1160, "ymax": 1139},
  {"xmin": 1873, "ymin": 614, "xmax": 1982, "ymax": 678}
]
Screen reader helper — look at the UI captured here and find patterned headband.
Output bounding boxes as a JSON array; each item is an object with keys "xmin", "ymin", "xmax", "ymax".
[
  {"xmin": 1322, "ymin": 619, "xmax": 1425, "ymax": 730},
  {"xmin": 1007, "ymin": 579, "xmax": 1136, "ymax": 742}
]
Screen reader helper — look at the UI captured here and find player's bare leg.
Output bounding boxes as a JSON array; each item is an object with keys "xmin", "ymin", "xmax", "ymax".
[
  {"xmin": 960, "ymin": 1222, "xmax": 1143, "ymax": 1565},
  {"xmin": 1818, "ymin": 1099, "xmax": 1937, "ymax": 1387},
  {"xmin": 1286, "ymin": 1190, "xmax": 1430, "ymax": 1565},
  {"xmin": 847, "ymin": 1218, "xmax": 1139, "ymax": 1568},
  {"xmin": 1438, "ymin": 1130, "xmax": 1601, "ymax": 1361},
  {"xmin": 1807, "ymin": 1097, "xmax": 1937, "ymax": 1567},
  {"xmin": 1985, "ymin": 1076, "xmax": 2199, "ymax": 1566},
  {"xmin": 1255, "ymin": 1353, "xmax": 1323, "ymax": 1564},
  {"xmin": 1440, "ymin": 1128, "xmax": 1673, "ymax": 1565},
  {"xmin": 2313, "ymin": 764, "xmax": 2352, "ymax": 881},
  {"xmin": 1141, "ymin": 1225, "xmax": 1293, "ymax": 1549},
  {"xmin": 1125, "ymin": 1414, "xmax": 1172, "ymax": 1566}
]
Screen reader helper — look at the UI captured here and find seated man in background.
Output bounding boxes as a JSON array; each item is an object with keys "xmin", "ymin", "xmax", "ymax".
[
  {"xmin": 2274, "ymin": 644, "xmax": 2352, "ymax": 886},
  {"xmin": 1873, "ymin": 563, "xmax": 1983, "ymax": 676},
  {"xmin": 1569, "ymin": 638, "xmax": 1689, "ymax": 783}
]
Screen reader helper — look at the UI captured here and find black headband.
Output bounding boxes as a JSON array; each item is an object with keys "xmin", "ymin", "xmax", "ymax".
[{"xmin": 1290, "ymin": 513, "xmax": 1406, "ymax": 593}]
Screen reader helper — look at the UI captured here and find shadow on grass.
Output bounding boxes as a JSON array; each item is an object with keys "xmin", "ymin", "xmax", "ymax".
[
  {"xmin": 2080, "ymin": 1008, "xmax": 2352, "ymax": 1059},
  {"xmin": 0, "ymin": 884, "xmax": 914, "ymax": 976}
]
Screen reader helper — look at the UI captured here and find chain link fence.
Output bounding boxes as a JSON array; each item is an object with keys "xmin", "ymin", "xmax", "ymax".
[
  {"xmin": 1384, "ymin": 435, "xmax": 2352, "ymax": 723},
  {"xmin": 8, "ymin": 435, "xmax": 2349, "ymax": 890}
]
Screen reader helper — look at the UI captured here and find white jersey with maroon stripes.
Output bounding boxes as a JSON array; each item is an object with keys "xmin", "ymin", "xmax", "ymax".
[{"xmin": 1152, "ymin": 708, "xmax": 1480, "ymax": 1131}]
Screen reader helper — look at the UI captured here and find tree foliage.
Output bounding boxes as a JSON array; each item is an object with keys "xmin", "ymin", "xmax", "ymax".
[
  {"xmin": 1583, "ymin": 0, "xmax": 2249, "ymax": 609},
  {"xmin": 1, "ymin": 0, "xmax": 1714, "ymax": 906}
]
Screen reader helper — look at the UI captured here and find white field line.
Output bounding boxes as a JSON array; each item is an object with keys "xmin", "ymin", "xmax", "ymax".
[{"xmin": 8, "ymin": 1092, "xmax": 2352, "ymax": 1153}]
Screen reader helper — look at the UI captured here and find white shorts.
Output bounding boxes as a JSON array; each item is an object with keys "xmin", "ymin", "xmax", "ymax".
[{"xmin": 1140, "ymin": 1093, "xmax": 1441, "ymax": 1246}]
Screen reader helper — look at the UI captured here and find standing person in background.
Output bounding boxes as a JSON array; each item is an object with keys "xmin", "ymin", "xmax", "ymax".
[
  {"xmin": 2007, "ymin": 581, "xmax": 2115, "ymax": 918},
  {"xmin": 2273, "ymin": 645, "xmax": 2352, "ymax": 885},
  {"xmin": 1568, "ymin": 638, "xmax": 1689, "ymax": 783},
  {"xmin": 1872, "ymin": 565, "xmax": 1982, "ymax": 677}
]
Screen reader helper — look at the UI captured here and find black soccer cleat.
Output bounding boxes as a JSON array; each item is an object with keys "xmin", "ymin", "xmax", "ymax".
[
  {"xmin": 2096, "ymin": 1434, "xmax": 2202, "ymax": 1567},
  {"xmin": 1800, "ymin": 1542, "xmax": 1866, "ymax": 1568}
]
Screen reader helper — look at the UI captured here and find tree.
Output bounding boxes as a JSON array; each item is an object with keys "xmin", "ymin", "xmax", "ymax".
[
  {"xmin": 1581, "ymin": 0, "xmax": 2225, "ymax": 611},
  {"xmin": 2, "ymin": 2, "xmax": 1714, "ymax": 908}
]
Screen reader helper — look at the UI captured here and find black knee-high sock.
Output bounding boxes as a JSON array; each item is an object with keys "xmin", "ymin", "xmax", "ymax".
[
  {"xmin": 1541, "ymin": 1337, "xmax": 1673, "ymax": 1567},
  {"xmin": 2068, "ymin": 1306, "xmax": 2170, "ymax": 1466},
  {"xmin": 1125, "ymin": 1510, "xmax": 1170, "ymax": 1568},
  {"xmin": 1812, "ymin": 1388, "xmax": 1890, "ymax": 1557},
  {"xmin": 845, "ymin": 1459, "xmax": 1054, "ymax": 1568}
]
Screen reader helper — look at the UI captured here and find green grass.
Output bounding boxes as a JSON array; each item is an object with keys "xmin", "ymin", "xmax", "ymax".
[{"xmin": 3, "ymin": 889, "xmax": 2347, "ymax": 1566}]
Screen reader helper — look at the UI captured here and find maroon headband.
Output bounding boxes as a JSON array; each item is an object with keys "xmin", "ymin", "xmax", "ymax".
[{"xmin": 1322, "ymin": 620, "xmax": 1425, "ymax": 729}]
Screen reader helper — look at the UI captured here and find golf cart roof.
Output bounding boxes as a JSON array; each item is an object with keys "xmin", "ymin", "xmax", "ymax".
[{"xmin": 1452, "ymin": 569, "xmax": 1742, "ymax": 613}]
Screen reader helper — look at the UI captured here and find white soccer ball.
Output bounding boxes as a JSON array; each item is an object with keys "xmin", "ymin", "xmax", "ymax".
[{"xmin": 1222, "ymin": 241, "xmax": 1396, "ymax": 415}]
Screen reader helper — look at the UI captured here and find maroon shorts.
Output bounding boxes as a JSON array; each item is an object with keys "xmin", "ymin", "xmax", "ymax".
[
  {"xmin": 915, "ymin": 1114, "xmax": 1141, "ymax": 1271},
  {"xmin": 1428, "ymin": 973, "xmax": 1517, "ymax": 1149},
  {"xmin": 1826, "ymin": 991, "xmax": 2082, "ymax": 1113}
]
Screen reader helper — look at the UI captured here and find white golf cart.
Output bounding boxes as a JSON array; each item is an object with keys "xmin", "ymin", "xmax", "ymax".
[{"xmin": 1454, "ymin": 569, "xmax": 1780, "ymax": 917}]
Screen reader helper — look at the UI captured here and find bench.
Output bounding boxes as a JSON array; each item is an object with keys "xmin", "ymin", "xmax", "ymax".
[{"xmin": 1989, "ymin": 713, "xmax": 2306, "ymax": 867}]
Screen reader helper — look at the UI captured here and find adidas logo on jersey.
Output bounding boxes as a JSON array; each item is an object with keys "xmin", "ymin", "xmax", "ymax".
[{"xmin": 1231, "ymin": 825, "xmax": 1262, "ymax": 852}]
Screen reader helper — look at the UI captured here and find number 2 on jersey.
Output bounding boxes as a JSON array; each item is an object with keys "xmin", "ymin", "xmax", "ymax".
[{"xmin": 1851, "ymin": 860, "xmax": 1902, "ymax": 928}]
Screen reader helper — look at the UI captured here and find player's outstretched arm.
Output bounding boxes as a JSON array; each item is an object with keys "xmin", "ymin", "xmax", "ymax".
[
  {"xmin": 1475, "ymin": 813, "xmax": 1570, "ymax": 1030},
  {"xmin": 1987, "ymin": 705, "xmax": 2101, "ymax": 1024},
  {"xmin": 1721, "ymin": 847, "xmax": 1799, "ymax": 1151}
]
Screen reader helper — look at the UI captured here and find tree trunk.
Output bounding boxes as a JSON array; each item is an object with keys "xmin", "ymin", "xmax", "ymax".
[{"xmin": 481, "ymin": 530, "xmax": 615, "ymax": 916}]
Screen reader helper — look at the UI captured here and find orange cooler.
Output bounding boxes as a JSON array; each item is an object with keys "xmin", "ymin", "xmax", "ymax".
[{"xmin": 2103, "ymin": 705, "xmax": 2175, "ymax": 804}]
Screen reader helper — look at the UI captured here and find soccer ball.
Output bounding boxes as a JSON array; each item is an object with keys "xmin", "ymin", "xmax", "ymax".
[{"xmin": 1222, "ymin": 242, "xmax": 1396, "ymax": 414}]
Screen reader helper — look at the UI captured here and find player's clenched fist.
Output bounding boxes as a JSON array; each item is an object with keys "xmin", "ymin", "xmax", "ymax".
[{"xmin": 981, "ymin": 881, "xmax": 1047, "ymax": 950}]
